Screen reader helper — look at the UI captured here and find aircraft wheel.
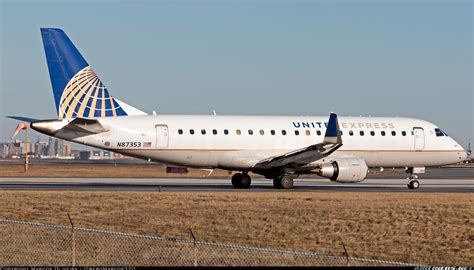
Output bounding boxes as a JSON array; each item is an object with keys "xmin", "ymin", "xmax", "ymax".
[
  {"xmin": 407, "ymin": 179, "xmax": 420, "ymax": 190},
  {"xmin": 240, "ymin": 173, "xmax": 251, "ymax": 189},
  {"xmin": 232, "ymin": 173, "xmax": 251, "ymax": 189},
  {"xmin": 279, "ymin": 175, "xmax": 294, "ymax": 189},
  {"xmin": 231, "ymin": 173, "xmax": 243, "ymax": 188},
  {"xmin": 273, "ymin": 178, "xmax": 282, "ymax": 189}
]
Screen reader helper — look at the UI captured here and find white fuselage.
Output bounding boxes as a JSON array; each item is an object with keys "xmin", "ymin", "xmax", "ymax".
[{"xmin": 52, "ymin": 115, "xmax": 467, "ymax": 170}]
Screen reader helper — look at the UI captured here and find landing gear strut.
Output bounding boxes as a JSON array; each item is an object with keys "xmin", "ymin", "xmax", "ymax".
[
  {"xmin": 231, "ymin": 172, "xmax": 251, "ymax": 189},
  {"xmin": 273, "ymin": 175, "xmax": 294, "ymax": 189}
]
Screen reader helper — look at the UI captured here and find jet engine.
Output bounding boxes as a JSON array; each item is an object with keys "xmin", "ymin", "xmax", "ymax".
[{"xmin": 316, "ymin": 157, "xmax": 368, "ymax": 183}]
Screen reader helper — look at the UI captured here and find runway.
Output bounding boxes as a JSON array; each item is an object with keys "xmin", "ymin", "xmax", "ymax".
[{"xmin": 0, "ymin": 177, "xmax": 473, "ymax": 192}]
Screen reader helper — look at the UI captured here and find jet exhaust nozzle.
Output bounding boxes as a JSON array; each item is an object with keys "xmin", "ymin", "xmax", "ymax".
[{"xmin": 30, "ymin": 119, "xmax": 66, "ymax": 136}]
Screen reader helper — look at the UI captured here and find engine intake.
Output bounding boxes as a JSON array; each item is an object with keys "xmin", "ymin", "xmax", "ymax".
[{"xmin": 318, "ymin": 157, "xmax": 368, "ymax": 183}]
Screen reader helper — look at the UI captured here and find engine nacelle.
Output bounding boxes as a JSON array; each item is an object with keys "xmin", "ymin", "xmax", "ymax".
[{"xmin": 318, "ymin": 157, "xmax": 368, "ymax": 183}]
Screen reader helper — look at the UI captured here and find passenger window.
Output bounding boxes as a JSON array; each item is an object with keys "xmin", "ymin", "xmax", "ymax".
[
  {"xmin": 282, "ymin": 130, "xmax": 287, "ymax": 135},
  {"xmin": 178, "ymin": 129, "xmax": 183, "ymax": 135},
  {"xmin": 271, "ymin": 130, "xmax": 276, "ymax": 135},
  {"xmin": 224, "ymin": 129, "xmax": 229, "ymax": 135},
  {"xmin": 236, "ymin": 129, "xmax": 241, "ymax": 135},
  {"xmin": 370, "ymin": 131, "xmax": 375, "ymax": 136},
  {"xmin": 189, "ymin": 129, "xmax": 195, "ymax": 135},
  {"xmin": 248, "ymin": 129, "xmax": 253, "ymax": 135},
  {"xmin": 316, "ymin": 130, "xmax": 321, "ymax": 136},
  {"xmin": 360, "ymin": 131, "xmax": 364, "ymax": 136},
  {"xmin": 294, "ymin": 130, "xmax": 299, "ymax": 136},
  {"xmin": 391, "ymin": 131, "xmax": 396, "ymax": 136},
  {"xmin": 305, "ymin": 130, "xmax": 311, "ymax": 136},
  {"xmin": 201, "ymin": 129, "xmax": 206, "ymax": 135},
  {"xmin": 259, "ymin": 130, "xmax": 265, "ymax": 135},
  {"xmin": 381, "ymin": 131, "xmax": 386, "ymax": 136},
  {"xmin": 212, "ymin": 129, "xmax": 217, "ymax": 135},
  {"xmin": 402, "ymin": 131, "xmax": 406, "ymax": 136},
  {"xmin": 349, "ymin": 130, "xmax": 354, "ymax": 136}
]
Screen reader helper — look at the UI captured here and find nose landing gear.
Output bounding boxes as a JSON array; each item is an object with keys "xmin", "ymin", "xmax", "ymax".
[
  {"xmin": 407, "ymin": 178, "xmax": 420, "ymax": 189},
  {"xmin": 406, "ymin": 167, "xmax": 424, "ymax": 190}
]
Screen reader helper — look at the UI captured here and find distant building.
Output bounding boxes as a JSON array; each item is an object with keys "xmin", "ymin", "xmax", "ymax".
[
  {"xmin": 47, "ymin": 137, "xmax": 55, "ymax": 157},
  {"xmin": 79, "ymin": 151, "xmax": 91, "ymax": 160},
  {"xmin": 91, "ymin": 150, "xmax": 102, "ymax": 160},
  {"xmin": 34, "ymin": 141, "xmax": 48, "ymax": 157},
  {"xmin": 55, "ymin": 138, "xmax": 64, "ymax": 156},
  {"xmin": 8, "ymin": 143, "xmax": 22, "ymax": 158},
  {"xmin": 64, "ymin": 144, "xmax": 72, "ymax": 156},
  {"xmin": 0, "ymin": 143, "xmax": 9, "ymax": 158}
]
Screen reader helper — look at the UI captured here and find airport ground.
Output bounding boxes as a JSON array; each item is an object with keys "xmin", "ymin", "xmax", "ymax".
[
  {"xmin": 0, "ymin": 161, "xmax": 473, "ymax": 265},
  {"xmin": 1, "ymin": 190, "xmax": 472, "ymax": 265}
]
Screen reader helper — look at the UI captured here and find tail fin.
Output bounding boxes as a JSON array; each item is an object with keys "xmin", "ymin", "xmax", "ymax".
[{"xmin": 40, "ymin": 28, "xmax": 146, "ymax": 118}]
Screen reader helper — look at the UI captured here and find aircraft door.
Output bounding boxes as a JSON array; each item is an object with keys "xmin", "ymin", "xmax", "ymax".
[
  {"xmin": 155, "ymin": 125, "xmax": 169, "ymax": 148},
  {"xmin": 413, "ymin": 127, "xmax": 425, "ymax": 150}
]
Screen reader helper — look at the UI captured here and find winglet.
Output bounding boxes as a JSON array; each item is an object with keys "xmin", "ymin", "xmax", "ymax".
[{"xmin": 323, "ymin": 113, "xmax": 342, "ymax": 144}]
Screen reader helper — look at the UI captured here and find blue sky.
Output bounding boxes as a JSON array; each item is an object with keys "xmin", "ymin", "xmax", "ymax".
[{"xmin": 1, "ymin": 0, "xmax": 472, "ymax": 147}]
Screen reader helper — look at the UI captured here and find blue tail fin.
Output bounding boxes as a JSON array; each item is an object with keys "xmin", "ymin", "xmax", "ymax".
[{"xmin": 41, "ymin": 28, "xmax": 145, "ymax": 118}]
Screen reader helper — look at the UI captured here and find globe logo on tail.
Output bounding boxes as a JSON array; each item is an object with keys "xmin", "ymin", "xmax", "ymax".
[{"xmin": 59, "ymin": 66, "xmax": 127, "ymax": 118}]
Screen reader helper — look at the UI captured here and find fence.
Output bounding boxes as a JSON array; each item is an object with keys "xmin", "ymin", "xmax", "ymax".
[{"xmin": 0, "ymin": 218, "xmax": 418, "ymax": 266}]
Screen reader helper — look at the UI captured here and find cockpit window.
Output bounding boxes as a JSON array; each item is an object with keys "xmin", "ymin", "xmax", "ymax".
[{"xmin": 434, "ymin": 128, "xmax": 448, "ymax": 137}]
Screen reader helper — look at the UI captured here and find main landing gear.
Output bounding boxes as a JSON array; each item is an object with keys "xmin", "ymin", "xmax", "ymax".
[
  {"xmin": 231, "ymin": 172, "xmax": 296, "ymax": 189},
  {"xmin": 273, "ymin": 175, "xmax": 294, "ymax": 189},
  {"xmin": 231, "ymin": 172, "xmax": 251, "ymax": 189}
]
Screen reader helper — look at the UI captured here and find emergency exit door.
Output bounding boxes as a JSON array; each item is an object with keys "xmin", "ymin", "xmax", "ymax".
[
  {"xmin": 413, "ymin": 127, "xmax": 425, "ymax": 150},
  {"xmin": 155, "ymin": 125, "xmax": 169, "ymax": 148}
]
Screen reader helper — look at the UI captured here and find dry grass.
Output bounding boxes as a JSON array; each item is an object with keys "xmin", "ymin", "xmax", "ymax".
[{"xmin": 0, "ymin": 191, "xmax": 472, "ymax": 265}]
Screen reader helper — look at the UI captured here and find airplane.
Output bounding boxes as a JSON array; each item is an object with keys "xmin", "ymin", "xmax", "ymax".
[{"xmin": 7, "ymin": 28, "xmax": 468, "ymax": 190}]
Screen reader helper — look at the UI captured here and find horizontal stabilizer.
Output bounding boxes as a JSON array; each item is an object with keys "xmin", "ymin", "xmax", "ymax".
[{"xmin": 6, "ymin": 116, "xmax": 39, "ymax": 123}]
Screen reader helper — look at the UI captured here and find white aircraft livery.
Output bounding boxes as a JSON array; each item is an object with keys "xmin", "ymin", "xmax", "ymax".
[{"xmin": 8, "ymin": 28, "xmax": 468, "ymax": 189}]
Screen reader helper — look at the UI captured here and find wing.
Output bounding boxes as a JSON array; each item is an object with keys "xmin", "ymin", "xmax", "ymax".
[{"xmin": 254, "ymin": 113, "xmax": 342, "ymax": 170}]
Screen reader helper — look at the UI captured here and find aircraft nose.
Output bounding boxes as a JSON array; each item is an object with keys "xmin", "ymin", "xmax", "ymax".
[
  {"xmin": 460, "ymin": 150, "xmax": 468, "ymax": 162},
  {"xmin": 454, "ymin": 144, "xmax": 468, "ymax": 162}
]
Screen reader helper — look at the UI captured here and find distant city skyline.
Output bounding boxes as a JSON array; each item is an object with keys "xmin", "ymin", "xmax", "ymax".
[
  {"xmin": 0, "ymin": 137, "xmax": 127, "ymax": 160},
  {"xmin": 1, "ymin": 1, "xmax": 472, "ymax": 147}
]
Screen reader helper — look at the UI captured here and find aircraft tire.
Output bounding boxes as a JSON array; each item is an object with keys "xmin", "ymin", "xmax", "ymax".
[
  {"xmin": 273, "ymin": 178, "xmax": 282, "ymax": 189},
  {"xmin": 240, "ymin": 173, "xmax": 251, "ymax": 189},
  {"xmin": 407, "ymin": 179, "xmax": 420, "ymax": 190},
  {"xmin": 280, "ymin": 175, "xmax": 294, "ymax": 189},
  {"xmin": 231, "ymin": 173, "xmax": 243, "ymax": 188}
]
